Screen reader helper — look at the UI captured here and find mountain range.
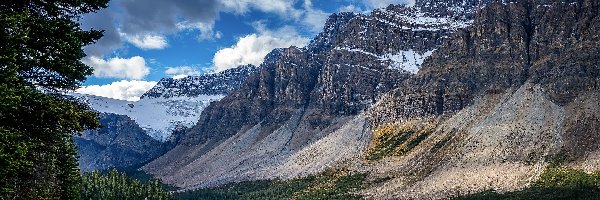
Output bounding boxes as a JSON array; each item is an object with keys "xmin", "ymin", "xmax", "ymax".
[{"xmin": 76, "ymin": 0, "xmax": 600, "ymax": 199}]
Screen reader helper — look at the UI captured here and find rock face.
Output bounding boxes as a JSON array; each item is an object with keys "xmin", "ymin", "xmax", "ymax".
[
  {"xmin": 144, "ymin": 0, "xmax": 485, "ymax": 189},
  {"xmin": 362, "ymin": 0, "xmax": 600, "ymax": 199},
  {"xmin": 75, "ymin": 65, "xmax": 258, "ymax": 171},
  {"xmin": 75, "ymin": 113, "xmax": 165, "ymax": 172}
]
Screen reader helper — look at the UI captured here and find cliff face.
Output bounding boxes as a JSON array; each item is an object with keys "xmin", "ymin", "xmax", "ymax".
[
  {"xmin": 144, "ymin": 0, "xmax": 485, "ymax": 189},
  {"xmin": 362, "ymin": 0, "xmax": 600, "ymax": 199},
  {"xmin": 372, "ymin": 0, "xmax": 600, "ymax": 124}
]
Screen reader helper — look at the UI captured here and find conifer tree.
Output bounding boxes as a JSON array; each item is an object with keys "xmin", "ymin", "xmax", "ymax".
[{"xmin": 0, "ymin": 0, "xmax": 109, "ymax": 198}]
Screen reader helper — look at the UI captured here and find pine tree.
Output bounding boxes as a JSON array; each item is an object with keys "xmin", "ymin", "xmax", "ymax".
[{"xmin": 0, "ymin": 0, "xmax": 109, "ymax": 199}]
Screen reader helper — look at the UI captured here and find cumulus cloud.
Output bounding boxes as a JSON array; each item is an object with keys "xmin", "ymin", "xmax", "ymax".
[
  {"xmin": 165, "ymin": 66, "xmax": 201, "ymax": 79},
  {"xmin": 118, "ymin": 0, "xmax": 220, "ymax": 35},
  {"xmin": 123, "ymin": 34, "xmax": 168, "ymax": 50},
  {"xmin": 83, "ymin": 56, "xmax": 150, "ymax": 80},
  {"xmin": 76, "ymin": 80, "xmax": 158, "ymax": 101},
  {"xmin": 212, "ymin": 24, "xmax": 309, "ymax": 72}
]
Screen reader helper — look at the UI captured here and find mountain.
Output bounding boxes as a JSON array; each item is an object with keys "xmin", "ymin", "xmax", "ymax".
[
  {"xmin": 364, "ymin": 0, "xmax": 600, "ymax": 198},
  {"xmin": 74, "ymin": 64, "xmax": 259, "ymax": 171},
  {"xmin": 143, "ymin": 0, "xmax": 600, "ymax": 199},
  {"xmin": 79, "ymin": 64, "xmax": 259, "ymax": 141},
  {"xmin": 142, "ymin": 64, "xmax": 259, "ymax": 99},
  {"xmin": 75, "ymin": 113, "xmax": 165, "ymax": 172},
  {"xmin": 143, "ymin": 0, "xmax": 491, "ymax": 189}
]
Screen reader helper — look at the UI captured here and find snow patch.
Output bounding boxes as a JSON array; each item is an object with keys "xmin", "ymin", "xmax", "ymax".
[
  {"xmin": 334, "ymin": 47, "xmax": 435, "ymax": 74},
  {"xmin": 381, "ymin": 50, "xmax": 435, "ymax": 73},
  {"xmin": 75, "ymin": 94, "xmax": 223, "ymax": 141}
]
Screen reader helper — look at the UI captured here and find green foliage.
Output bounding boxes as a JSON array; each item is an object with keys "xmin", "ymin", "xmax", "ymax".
[
  {"xmin": 0, "ymin": 84, "xmax": 101, "ymax": 199},
  {"xmin": 175, "ymin": 170, "xmax": 367, "ymax": 200},
  {"xmin": 367, "ymin": 125, "xmax": 431, "ymax": 160},
  {"xmin": 81, "ymin": 169, "xmax": 173, "ymax": 200},
  {"xmin": 0, "ymin": 0, "xmax": 108, "ymax": 199},
  {"xmin": 1, "ymin": 0, "xmax": 108, "ymax": 90},
  {"xmin": 456, "ymin": 167, "xmax": 600, "ymax": 200}
]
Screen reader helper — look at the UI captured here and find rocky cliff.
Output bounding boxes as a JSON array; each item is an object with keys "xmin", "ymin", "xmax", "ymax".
[
  {"xmin": 144, "ymin": 0, "xmax": 489, "ymax": 189},
  {"xmin": 362, "ymin": 0, "xmax": 600, "ymax": 199}
]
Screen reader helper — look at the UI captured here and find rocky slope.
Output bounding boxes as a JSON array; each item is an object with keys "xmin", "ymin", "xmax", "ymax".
[
  {"xmin": 144, "ymin": 0, "xmax": 489, "ymax": 189},
  {"xmin": 362, "ymin": 0, "xmax": 600, "ymax": 199}
]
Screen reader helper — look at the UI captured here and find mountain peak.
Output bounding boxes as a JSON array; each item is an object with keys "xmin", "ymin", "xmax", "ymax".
[{"xmin": 141, "ymin": 64, "xmax": 259, "ymax": 99}]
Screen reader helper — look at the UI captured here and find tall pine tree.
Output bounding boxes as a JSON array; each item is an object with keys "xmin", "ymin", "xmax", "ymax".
[{"xmin": 0, "ymin": 0, "xmax": 109, "ymax": 199}]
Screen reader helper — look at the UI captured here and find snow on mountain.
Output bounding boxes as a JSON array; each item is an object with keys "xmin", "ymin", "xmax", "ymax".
[
  {"xmin": 75, "ymin": 64, "xmax": 259, "ymax": 141},
  {"xmin": 333, "ymin": 47, "xmax": 435, "ymax": 73},
  {"xmin": 78, "ymin": 94, "xmax": 222, "ymax": 141}
]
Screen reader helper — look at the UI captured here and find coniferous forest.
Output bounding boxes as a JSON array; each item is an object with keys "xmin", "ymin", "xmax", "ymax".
[{"xmin": 1, "ymin": 0, "xmax": 107, "ymax": 198}]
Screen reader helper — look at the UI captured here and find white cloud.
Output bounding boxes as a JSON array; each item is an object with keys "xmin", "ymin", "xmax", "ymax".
[
  {"xmin": 212, "ymin": 24, "xmax": 309, "ymax": 72},
  {"xmin": 339, "ymin": 4, "xmax": 364, "ymax": 13},
  {"xmin": 176, "ymin": 21, "xmax": 222, "ymax": 41},
  {"xmin": 362, "ymin": 0, "xmax": 414, "ymax": 10},
  {"xmin": 165, "ymin": 66, "xmax": 200, "ymax": 78},
  {"xmin": 124, "ymin": 34, "xmax": 168, "ymax": 50},
  {"xmin": 76, "ymin": 80, "xmax": 158, "ymax": 101},
  {"xmin": 220, "ymin": 0, "xmax": 300, "ymax": 17},
  {"xmin": 83, "ymin": 56, "xmax": 150, "ymax": 80},
  {"xmin": 301, "ymin": 0, "xmax": 330, "ymax": 32}
]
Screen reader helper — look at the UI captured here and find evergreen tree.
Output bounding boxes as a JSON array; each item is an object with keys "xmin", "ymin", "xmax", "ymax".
[
  {"xmin": 80, "ymin": 169, "xmax": 173, "ymax": 200},
  {"xmin": 0, "ymin": 0, "xmax": 109, "ymax": 199}
]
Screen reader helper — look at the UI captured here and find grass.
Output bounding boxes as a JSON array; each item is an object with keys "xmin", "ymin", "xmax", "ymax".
[
  {"xmin": 174, "ymin": 169, "xmax": 367, "ymax": 200},
  {"xmin": 456, "ymin": 166, "xmax": 600, "ymax": 200}
]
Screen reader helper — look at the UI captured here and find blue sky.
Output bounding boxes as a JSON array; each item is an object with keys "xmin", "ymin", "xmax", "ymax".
[{"xmin": 75, "ymin": 0, "xmax": 411, "ymax": 101}]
